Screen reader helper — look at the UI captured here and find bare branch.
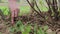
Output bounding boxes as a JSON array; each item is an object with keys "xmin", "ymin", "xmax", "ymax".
[
  {"xmin": 34, "ymin": 0, "xmax": 41, "ymax": 12},
  {"xmin": 26, "ymin": 0, "xmax": 44, "ymax": 18}
]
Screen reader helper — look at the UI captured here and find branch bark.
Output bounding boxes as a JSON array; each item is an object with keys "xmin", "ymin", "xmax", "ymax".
[{"xmin": 26, "ymin": 0, "xmax": 44, "ymax": 18}]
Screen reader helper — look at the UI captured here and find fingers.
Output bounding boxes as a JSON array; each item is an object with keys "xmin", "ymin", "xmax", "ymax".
[
  {"xmin": 11, "ymin": 11, "xmax": 15, "ymax": 17},
  {"xmin": 11, "ymin": 18, "xmax": 14, "ymax": 24},
  {"xmin": 11, "ymin": 9, "xmax": 19, "ymax": 24},
  {"xmin": 14, "ymin": 9, "xmax": 19, "ymax": 17},
  {"xmin": 11, "ymin": 11, "xmax": 14, "ymax": 24},
  {"xmin": 14, "ymin": 10, "xmax": 18, "ymax": 17}
]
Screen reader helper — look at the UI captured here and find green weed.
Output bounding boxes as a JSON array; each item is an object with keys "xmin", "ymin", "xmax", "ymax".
[
  {"xmin": 37, "ymin": 25, "xmax": 48, "ymax": 34},
  {"xmin": 0, "ymin": 32, "xmax": 2, "ymax": 34},
  {"xmin": 9, "ymin": 20, "xmax": 31, "ymax": 34}
]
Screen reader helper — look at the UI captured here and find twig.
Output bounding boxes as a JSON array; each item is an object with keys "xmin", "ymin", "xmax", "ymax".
[
  {"xmin": 26, "ymin": 0, "xmax": 44, "ymax": 18},
  {"xmin": 34, "ymin": 0, "xmax": 41, "ymax": 13}
]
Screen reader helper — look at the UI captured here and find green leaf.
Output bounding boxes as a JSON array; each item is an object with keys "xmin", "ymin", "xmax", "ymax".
[
  {"xmin": 0, "ymin": 6, "xmax": 9, "ymax": 15},
  {"xmin": 19, "ymin": 25, "xmax": 24, "ymax": 32},
  {"xmin": 43, "ymin": 25, "xmax": 48, "ymax": 31},
  {"xmin": 34, "ymin": 24, "xmax": 37, "ymax": 34},
  {"xmin": 3, "ymin": 8, "xmax": 9, "ymax": 15},
  {"xmin": 22, "ymin": 24, "xmax": 31, "ymax": 34},
  {"xmin": 37, "ymin": 27, "xmax": 45, "ymax": 34},
  {"xmin": 9, "ymin": 27, "xmax": 15, "ymax": 33},
  {"xmin": 39, "ymin": 0, "xmax": 49, "ymax": 12},
  {"xmin": 25, "ymin": 25, "xmax": 31, "ymax": 32},
  {"xmin": 19, "ymin": 6, "xmax": 30, "ymax": 16},
  {"xmin": 15, "ymin": 20, "xmax": 24, "ymax": 31},
  {"xmin": 0, "ymin": 32, "xmax": 2, "ymax": 34},
  {"xmin": 16, "ymin": 21, "xmax": 23, "ymax": 27}
]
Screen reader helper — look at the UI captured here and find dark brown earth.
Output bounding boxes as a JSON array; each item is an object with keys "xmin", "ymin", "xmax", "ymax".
[{"xmin": 0, "ymin": 11, "xmax": 60, "ymax": 34}]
